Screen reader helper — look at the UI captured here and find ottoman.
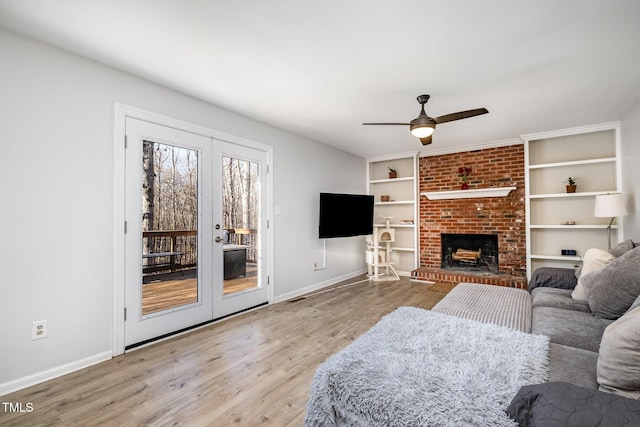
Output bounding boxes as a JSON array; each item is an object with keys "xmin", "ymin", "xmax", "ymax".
[{"xmin": 432, "ymin": 282, "xmax": 532, "ymax": 332}]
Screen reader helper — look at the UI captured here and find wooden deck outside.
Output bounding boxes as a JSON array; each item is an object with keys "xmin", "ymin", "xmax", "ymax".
[{"xmin": 142, "ymin": 265, "xmax": 258, "ymax": 315}]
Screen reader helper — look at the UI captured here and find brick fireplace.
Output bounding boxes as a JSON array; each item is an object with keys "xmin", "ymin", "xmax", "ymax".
[{"xmin": 412, "ymin": 145, "xmax": 527, "ymax": 288}]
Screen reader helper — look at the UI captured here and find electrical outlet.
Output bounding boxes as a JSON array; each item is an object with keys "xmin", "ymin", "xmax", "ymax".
[
  {"xmin": 313, "ymin": 263, "xmax": 318, "ymax": 271},
  {"xmin": 32, "ymin": 320, "xmax": 48, "ymax": 340}
]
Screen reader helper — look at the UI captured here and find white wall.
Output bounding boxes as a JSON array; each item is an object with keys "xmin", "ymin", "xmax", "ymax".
[
  {"xmin": 621, "ymin": 99, "xmax": 640, "ymax": 239},
  {"xmin": 0, "ymin": 28, "xmax": 366, "ymax": 392}
]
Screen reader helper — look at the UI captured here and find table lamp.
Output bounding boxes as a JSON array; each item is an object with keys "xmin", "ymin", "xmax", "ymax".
[{"xmin": 594, "ymin": 193, "xmax": 628, "ymax": 249}]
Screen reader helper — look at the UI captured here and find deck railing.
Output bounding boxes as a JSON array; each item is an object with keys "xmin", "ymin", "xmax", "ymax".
[
  {"xmin": 142, "ymin": 228, "xmax": 257, "ymax": 275},
  {"xmin": 142, "ymin": 229, "xmax": 197, "ymax": 274}
]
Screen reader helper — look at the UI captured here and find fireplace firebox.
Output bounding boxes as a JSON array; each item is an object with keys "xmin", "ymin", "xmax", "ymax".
[{"xmin": 441, "ymin": 233, "xmax": 499, "ymax": 274}]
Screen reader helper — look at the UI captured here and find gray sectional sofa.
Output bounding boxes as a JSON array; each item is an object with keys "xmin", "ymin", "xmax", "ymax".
[
  {"xmin": 434, "ymin": 239, "xmax": 640, "ymax": 425},
  {"xmin": 304, "ymin": 240, "xmax": 640, "ymax": 426},
  {"xmin": 530, "ymin": 240, "xmax": 640, "ymax": 395}
]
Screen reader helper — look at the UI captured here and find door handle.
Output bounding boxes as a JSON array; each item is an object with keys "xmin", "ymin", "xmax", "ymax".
[{"xmin": 215, "ymin": 236, "xmax": 223, "ymax": 243}]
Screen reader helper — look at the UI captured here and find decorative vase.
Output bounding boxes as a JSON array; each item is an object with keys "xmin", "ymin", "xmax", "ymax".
[
  {"xmin": 461, "ymin": 182, "xmax": 469, "ymax": 190},
  {"xmin": 389, "ymin": 171, "xmax": 397, "ymax": 179},
  {"xmin": 566, "ymin": 184, "xmax": 577, "ymax": 193}
]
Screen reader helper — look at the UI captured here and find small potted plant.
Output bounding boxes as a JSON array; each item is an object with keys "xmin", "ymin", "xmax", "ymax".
[
  {"xmin": 458, "ymin": 167, "xmax": 472, "ymax": 190},
  {"xmin": 565, "ymin": 177, "xmax": 578, "ymax": 193},
  {"xmin": 388, "ymin": 167, "xmax": 398, "ymax": 179}
]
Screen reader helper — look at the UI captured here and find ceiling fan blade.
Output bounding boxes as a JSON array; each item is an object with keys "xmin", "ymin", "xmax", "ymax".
[
  {"xmin": 362, "ymin": 123, "xmax": 410, "ymax": 126},
  {"xmin": 433, "ymin": 108, "xmax": 489, "ymax": 124},
  {"xmin": 420, "ymin": 135, "xmax": 433, "ymax": 145}
]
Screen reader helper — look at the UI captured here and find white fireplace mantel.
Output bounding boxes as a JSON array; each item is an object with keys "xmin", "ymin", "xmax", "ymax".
[{"xmin": 421, "ymin": 186, "xmax": 517, "ymax": 200}]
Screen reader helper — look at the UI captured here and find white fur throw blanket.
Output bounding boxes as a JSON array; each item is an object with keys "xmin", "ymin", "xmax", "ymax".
[{"xmin": 304, "ymin": 307, "xmax": 549, "ymax": 426}]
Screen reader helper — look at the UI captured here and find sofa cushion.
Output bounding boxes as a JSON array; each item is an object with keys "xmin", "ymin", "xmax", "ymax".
[
  {"xmin": 582, "ymin": 246, "xmax": 640, "ymax": 319},
  {"xmin": 528, "ymin": 267, "xmax": 577, "ymax": 293},
  {"xmin": 548, "ymin": 343, "xmax": 599, "ymax": 389},
  {"xmin": 609, "ymin": 239, "xmax": 636, "ymax": 258},
  {"xmin": 532, "ymin": 306, "xmax": 613, "ymax": 352},
  {"xmin": 571, "ymin": 248, "xmax": 615, "ymax": 300},
  {"xmin": 532, "ymin": 288, "xmax": 591, "ymax": 313},
  {"xmin": 597, "ymin": 306, "xmax": 640, "ymax": 399}
]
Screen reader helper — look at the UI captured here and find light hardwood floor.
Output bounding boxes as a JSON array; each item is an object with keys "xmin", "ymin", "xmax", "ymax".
[{"xmin": 1, "ymin": 275, "xmax": 454, "ymax": 426}]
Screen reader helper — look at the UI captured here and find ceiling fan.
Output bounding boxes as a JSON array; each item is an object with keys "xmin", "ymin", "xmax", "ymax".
[{"xmin": 363, "ymin": 95, "xmax": 488, "ymax": 145}]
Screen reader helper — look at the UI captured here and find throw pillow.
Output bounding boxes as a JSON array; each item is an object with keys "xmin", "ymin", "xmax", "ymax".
[
  {"xmin": 609, "ymin": 239, "xmax": 636, "ymax": 258},
  {"xmin": 597, "ymin": 306, "xmax": 640, "ymax": 399},
  {"xmin": 571, "ymin": 248, "xmax": 615, "ymax": 300},
  {"xmin": 582, "ymin": 246, "xmax": 640, "ymax": 319}
]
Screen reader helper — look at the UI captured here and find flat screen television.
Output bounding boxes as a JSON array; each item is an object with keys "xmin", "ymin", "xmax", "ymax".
[{"xmin": 319, "ymin": 192, "xmax": 374, "ymax": 238}]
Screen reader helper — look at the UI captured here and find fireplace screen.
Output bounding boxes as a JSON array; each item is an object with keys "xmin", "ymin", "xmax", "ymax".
[{"xmin": 441, "ymin": 233, "xmax": 499, "ymax": 274}]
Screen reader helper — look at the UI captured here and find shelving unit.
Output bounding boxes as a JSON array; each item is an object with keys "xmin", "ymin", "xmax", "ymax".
[
  {"xmin": 522, "ymin": 123, "xmax": 623, "ymax": 278},
  {"xmin": 366, "ymin": 152, "xmax": 419, "ymax": 276}
]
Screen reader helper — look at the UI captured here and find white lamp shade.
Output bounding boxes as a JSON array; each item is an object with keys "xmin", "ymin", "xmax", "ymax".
[{"xmin": 594, "ymin": 193, "xmax": 628, "ymax": 218}]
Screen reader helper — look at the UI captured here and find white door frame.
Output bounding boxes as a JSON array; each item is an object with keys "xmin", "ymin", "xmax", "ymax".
[{"xmin": 113, "ymin": 103, "xmax": 274, "ymax": 356}]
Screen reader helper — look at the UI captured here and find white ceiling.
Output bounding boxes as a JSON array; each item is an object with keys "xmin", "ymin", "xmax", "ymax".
[{"xmin": 1, "ymin": 0, "xmax": 639, "ymax": 158}]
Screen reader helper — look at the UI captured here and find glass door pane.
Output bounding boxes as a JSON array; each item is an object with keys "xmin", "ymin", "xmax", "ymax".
[
  {"xmin": 141, "ymin": 141, "xmax": 199, "ymax": 315},
  {"xmin": 222, "ymin": 156, "xmax": 260, "ymax": 295}
]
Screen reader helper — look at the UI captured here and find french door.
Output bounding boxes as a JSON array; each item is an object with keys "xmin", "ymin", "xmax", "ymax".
[
  {"xmin": 213, "ymin": 142, "xmax": 269, "ymax": 318},
  {"xmin": 124, "ymin": 118, "xmax": 269, "ymax": 347}
]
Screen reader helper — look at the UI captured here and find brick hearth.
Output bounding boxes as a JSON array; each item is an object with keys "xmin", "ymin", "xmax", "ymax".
[
  {"xmin": 411, "ymin": 267, "xmax": 527, "ymax": 289},
  {"xmin": 418, "ymin": 145, "xmax": 527, "ymax": 287}
]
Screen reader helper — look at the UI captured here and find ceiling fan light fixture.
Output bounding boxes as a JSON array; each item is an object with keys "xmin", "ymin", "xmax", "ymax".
[
  {"xmin": 363, "ymin": 94, "xmax": 488, "ymax": 146},
  {"xmin": 410, "ymin": 123, "xmax": 435, "ymax": 138}
]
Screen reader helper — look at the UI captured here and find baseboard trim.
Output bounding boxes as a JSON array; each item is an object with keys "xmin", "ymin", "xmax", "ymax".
[
  {"xmin": 0, "ymin": 351, "xmax": 112, "ymax": 397},
  {"xmin": 274, "ymin": 269, "xmax": 367, "ymax": 303}
]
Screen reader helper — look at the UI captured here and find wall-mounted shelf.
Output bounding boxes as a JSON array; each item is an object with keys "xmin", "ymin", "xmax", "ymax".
[{"xmin": 421, "ymin": 186, "xmax": 516, "ymax": 200}]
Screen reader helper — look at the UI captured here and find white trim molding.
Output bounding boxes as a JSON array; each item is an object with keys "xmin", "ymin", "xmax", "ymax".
[{"xmin": 419, "ymin": 138, "xmax": 523, "ymax": 157}]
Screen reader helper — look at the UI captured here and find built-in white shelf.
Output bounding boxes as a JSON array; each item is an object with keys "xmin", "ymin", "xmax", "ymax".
[
  {"xmin": 374, "ymin": 200, "xmax": 414, "ymax": 206},
  {"xmin": 369, "ymin": 245, "xmax": 415, "ymax": 252},
  {"xmin": 530, "ymin": 254, "xmax": 583, "ymax": 262},
  {"xmin": 369, "ymin": 177, "xmax": 415, "ymax": 184},
  {"xmin": 373, "ymin": 223, "xmax": 415, "ymax": 228},
  {"xmin": 523, "ymin": 123, "xmax": 621, "ymax": 279},
  {"xmin": 367, "ymin": 152, "xmax": 420, "ymax": 276},
  {"xmin": 528, "ymin": 157, "xmax": 616, "ymax": 169},
  {"xmin": 421, "ymin": 186, "xmax": 516, "ymax": 200},
  {"xmin": 389, "ymin": 247, "xmax": 415, "ymax": 252},
  {"xmin": 529, "ymin": 224, "xmax": 617, "ymax": 229},
  {"xmin": 529, "ymin": 191, "xmax": 616, "ymax": 199}
]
